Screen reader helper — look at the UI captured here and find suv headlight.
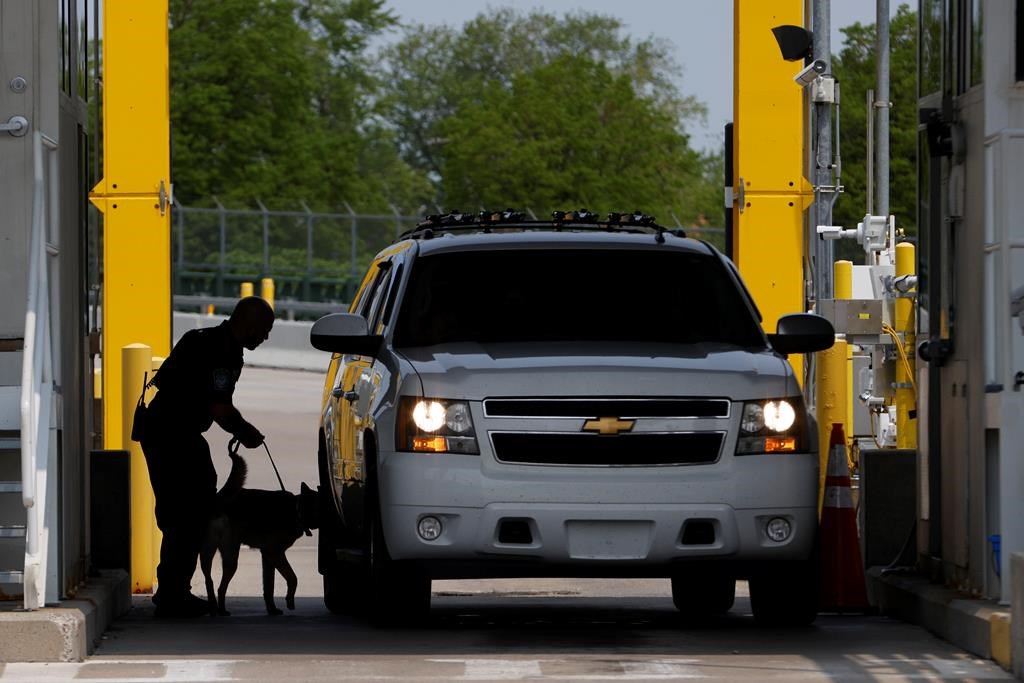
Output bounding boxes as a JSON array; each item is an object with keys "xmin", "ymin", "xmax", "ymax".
[
  {"xmin": 736, "ymin": 398, "xmax": 805, "ymax": 455},
  {"xmin": 398, "ymin": 397, "xmax": 480, "ymax": 454}
]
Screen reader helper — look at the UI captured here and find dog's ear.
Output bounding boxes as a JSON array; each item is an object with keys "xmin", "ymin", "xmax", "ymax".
[{"xmin": 301, "ymin": 482, "xmax": 312, "ymax": 495}]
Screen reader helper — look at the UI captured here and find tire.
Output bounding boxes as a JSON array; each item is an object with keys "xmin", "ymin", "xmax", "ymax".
[
  {"xmin": 318, "ymin": 432, "xmax": 357, "ymax": 615},
  {"xmin": 671, "ymin": 572, "xmax": 736, "ymax": 616},
  {"xmin": 364, "ymin": 486, "xmax": 431, "ymax": 625},
  {"xmin": 748, "ymin": 559, "xmax": 819, "ymax": 627}
]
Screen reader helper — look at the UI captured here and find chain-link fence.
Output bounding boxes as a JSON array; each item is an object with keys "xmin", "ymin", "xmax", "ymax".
[
  {"xmin": 172, "ymin": 201, "xmax": 726, "ymax": 304},
  {"xmin": 173, "ymin": 201, "xmax": 421, "ymax": 303}
]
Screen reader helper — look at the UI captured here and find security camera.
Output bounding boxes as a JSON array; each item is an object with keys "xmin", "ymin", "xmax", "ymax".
[{"xmin": 794, "ymin": 59, "xmax": 827, "ymax": 86}]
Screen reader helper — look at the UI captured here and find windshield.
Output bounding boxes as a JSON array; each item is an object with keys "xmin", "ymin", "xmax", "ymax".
[{"xmin": 393, "ymin": 248, "xmax": 766, "ymax": 348}]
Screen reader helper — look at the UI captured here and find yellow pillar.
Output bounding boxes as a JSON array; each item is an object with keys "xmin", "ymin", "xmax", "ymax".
[
  {"xmin": 895, "ymin": 243, "xmax": 917, "ymax": 449},
  {"xmin": 816, "ymin": 339, "xmax": 848, "ymax": 510},
  {"xmin": 122, "ymin": 344, "xmax": 159, "ymax": 593},
  {"xmin": 261, "ymin": 277, "xmax": 275, "ymax": 310},
  {"xmin": 733, "ymin": 0, "xmax": 813, "ymax": 381},
  {"xmin": 240, "ymin": 282, "xmax": 254, "ymax": 298},
  {"xmin": 834, "ymin": 260, "xmax": 854, "ymax": 449},
  {"xmin": 90, "ymin": 1, "xmax": 171, "ymax": 450}
]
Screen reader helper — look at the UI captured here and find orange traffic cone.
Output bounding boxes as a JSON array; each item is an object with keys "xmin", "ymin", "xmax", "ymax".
[{"xmin": 819, "ymin": 422, "xmax": 869, "ymax": 612}]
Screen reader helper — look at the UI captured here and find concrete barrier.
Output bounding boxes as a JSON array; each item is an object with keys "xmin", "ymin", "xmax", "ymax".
[{"xmin": 173, "ymin": 313, "xmax": 327, "ymax": 373}]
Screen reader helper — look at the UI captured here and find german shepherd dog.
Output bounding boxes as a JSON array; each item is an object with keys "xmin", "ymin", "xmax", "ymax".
[{"xmin": 200, "ymin": 441, "xmax": 319, "ymax": 616}]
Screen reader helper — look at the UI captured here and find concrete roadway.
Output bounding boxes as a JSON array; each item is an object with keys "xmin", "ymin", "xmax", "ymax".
[{"xmin": 0, "ymin": 368, "xmax": 1010, "ymax": 682}]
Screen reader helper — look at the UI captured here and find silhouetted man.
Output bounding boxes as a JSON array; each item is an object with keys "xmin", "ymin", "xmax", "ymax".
[{"xmin": 140, "ymin": 296, "xmax": 274, "ymax": 618}]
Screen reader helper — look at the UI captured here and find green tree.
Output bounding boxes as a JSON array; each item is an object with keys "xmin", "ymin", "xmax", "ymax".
[
  {"xmin": 832, "ymin": 4, "xmax": 917, "ymax": 246},
  {"xmin": 380, "ymin": 8, "xmax": 718, "ymax": 222},
  {"xmin": 169, "ymin": 0, "xmax": 431, "ymax": 212},
  {"xmin": 439, "ymin": 54, "xmax": 712, "ymax": 223}
]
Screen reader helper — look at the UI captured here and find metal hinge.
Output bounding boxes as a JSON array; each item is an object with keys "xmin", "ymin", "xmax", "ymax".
[{"xmin": 159, "ymin": 180, "xmax": 172, "ymax": 217}]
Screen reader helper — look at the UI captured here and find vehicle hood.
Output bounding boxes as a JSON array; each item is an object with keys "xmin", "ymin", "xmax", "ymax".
[{"xmin": 396, "ymin": 341, "xmax": 795, "ymax": 401}]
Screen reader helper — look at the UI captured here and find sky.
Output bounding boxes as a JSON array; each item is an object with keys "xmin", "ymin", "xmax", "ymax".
[{"xmin": 377, "ymin": 1, "xmax": 916, "ymax": 152}]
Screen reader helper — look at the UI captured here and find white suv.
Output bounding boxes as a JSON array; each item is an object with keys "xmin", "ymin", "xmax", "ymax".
[{"xmin": 311, "ymin": 213, "xmax": 834, "ymax": 625}]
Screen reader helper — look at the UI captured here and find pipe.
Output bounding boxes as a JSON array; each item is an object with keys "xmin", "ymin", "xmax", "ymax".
[
  {"xmin": 867, "ymin": 89, "xmax": 874, "ymax": 217},
  {"xmin": 812, "ymin": 0, "xmax": 834, "ymax": 300},
  {"xmin": 875, "ymin": 0, "xmax": 891, "ymax": 217}
]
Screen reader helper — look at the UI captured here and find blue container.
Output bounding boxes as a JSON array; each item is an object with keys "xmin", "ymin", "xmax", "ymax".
[{"xmin": 988, "ymin": 534, "xmax": 1002, "ymax": 577}]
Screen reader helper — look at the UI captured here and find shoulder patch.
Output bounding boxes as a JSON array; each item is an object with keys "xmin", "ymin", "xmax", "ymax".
[{"xmin": 212, "ymin": 368, "xmax": 234, "ymax": 392}]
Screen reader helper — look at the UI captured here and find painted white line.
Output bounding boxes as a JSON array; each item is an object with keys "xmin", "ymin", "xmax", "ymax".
[
  {"xmin": 0, "ymin": 659, "xmax": 240, "ymax": 683},
  {"xmin": 431, "ymin": 658, "xmax": 544, "ymax": 680},
  {"xmin": 428, "ymin": 658, "xmax": 705, "ymax": 681},
  {"xmin": 0, "ymin": 663, "xmax": 78, "ymax": 682}
]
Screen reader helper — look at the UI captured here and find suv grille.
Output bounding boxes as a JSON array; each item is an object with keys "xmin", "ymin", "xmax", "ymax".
[
  {"xmin": 491, "ymin": 432, "xmax": 724, "ymax": 466},
  {"xmin": 483, "ymin": 398, "xmax": 729, "ymax": 419}
]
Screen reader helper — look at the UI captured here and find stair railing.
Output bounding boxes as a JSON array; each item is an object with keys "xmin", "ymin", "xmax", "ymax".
[{"xmin": 19, "ymin": 130, "xmax": 59, "ymax": 610}]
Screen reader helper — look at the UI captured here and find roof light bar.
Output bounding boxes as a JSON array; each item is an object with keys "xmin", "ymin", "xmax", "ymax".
[
  {"xmin": 400, "ymin": 208, "xmax": 683, "ymax": 242},
  {"xmin": 552, "ymin": 209, "xmax": 600, "ymax": 223},
  {"xmin": 608, "ymin": 211, "xmax": 656, "ymax": 226}
]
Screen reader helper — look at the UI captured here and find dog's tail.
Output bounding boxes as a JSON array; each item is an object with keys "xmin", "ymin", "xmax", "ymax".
[{"xmin": 216, "ymin": 438, "xmax": 248, "ymax": 511}]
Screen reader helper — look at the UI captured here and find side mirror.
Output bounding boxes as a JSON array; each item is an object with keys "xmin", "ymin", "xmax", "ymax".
[
  {"xmin": 767, "ymin": 313, "xmax": 835, "ymax": 355},
  {"xmin": 309, "ymin": 313, "xmax": 383, "ymax": 356}
]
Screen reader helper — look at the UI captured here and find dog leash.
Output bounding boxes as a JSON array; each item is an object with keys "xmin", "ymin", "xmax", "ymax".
[{"xmin": 262, "ymin": 442, "xmax": 286, "ymax": 492}]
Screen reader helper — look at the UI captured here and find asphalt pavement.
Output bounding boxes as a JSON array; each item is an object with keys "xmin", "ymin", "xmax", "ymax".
[{"xmin": 0, "ymin": 368, "xmax": 1010, "ymax": 681}]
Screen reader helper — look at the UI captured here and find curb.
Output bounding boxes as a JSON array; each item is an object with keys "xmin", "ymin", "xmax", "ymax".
[
  {"xmin": 867, "ymin": 567, "xmax": 1012, "ymax": 673},
  {"xmin": 0, "ymin": 570, "xmax": 131, "ymax": 662}
]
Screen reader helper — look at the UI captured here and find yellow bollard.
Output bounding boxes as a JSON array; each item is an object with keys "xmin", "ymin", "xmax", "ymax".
[
  {"xmin": 816, "ymin": 338, "xmax": 848, "ymax": 512},
  {"xmin": 833, "ymin": 260, "xmax": 854, "ymax": 454},
  {"xmin": 206, "ymin": 303, "xmax": 215, "ymax": 316},
  {"xmin": 895, "ymin": 243, "xmax": 917, "ymax": 449},
  {"xmin": 240, "ymin": 281, "xmax": 253, "ymax": 298},
  {"xmin": 122, "ymin": 344, "xmax": 159, "ymax": 594},
  {"xmin": 833, "ymin": 261, "xmax": 853, "ymax": 300},
  {"xmin": 261, "ymin": 277, "xmax": 275, "ymax": 310}
]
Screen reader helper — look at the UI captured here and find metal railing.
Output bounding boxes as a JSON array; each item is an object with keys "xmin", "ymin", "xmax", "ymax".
[{"xmin": 20, "ymin": 131, "xmax": 60, "ymax": 610}]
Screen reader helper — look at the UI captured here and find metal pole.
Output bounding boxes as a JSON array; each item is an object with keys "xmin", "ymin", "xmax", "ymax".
[
  {"xmin": 256, "ymin": 199, "xmax": 270, "ymax": 275},
  {"xmin": 175, "ymin": 200, "xmax": 184, "ymax": 267},
  {"xmin": 866, "ymin": 88, "xmax": 874, "ymax": 216},
  {"xmin": 214, "ymin": 196, "xmax": 226, "ymax": 298},
  {"xmin": 175, "ymin": 199, "xmax": 184, "ymax": 295},
  {"xmin": 343, "ymin": 201, "xmax": 357, "ymax": 284},
  {"xmin": 389, "ymin": 203, "xmax": 402, "ymax": 241},
  {"xmin": 812, "ymin": 0, "xmax": 834, "ymax": 301},
  {"xmin": 302, "ymin": 201, "xmax": 313, "ymax": 301},
  {"xmin": 875, "ymin": 0, "xmax": 891, "ymax": 218}
]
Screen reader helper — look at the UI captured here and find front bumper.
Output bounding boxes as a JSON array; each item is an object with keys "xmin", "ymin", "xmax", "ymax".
[{"xmin": 378, "ymin": 449, "xmax": 818, "ymax": 577}]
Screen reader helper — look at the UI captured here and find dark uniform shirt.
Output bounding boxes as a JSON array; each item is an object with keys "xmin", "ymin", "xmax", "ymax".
[{"xmin": 149, "ymin": 322, "xmax": 243, "ymax": 433}]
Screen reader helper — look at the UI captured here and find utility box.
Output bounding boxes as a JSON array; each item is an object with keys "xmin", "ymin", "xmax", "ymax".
[
  {"xmin": 859, "ymin": 449, "xmax": 916, "ymax": 568},
  {"xmin": 818, "ymin": 299, "xmax": 886, "ymax": 336},
  {"xmin": 89, "ymin": 450, "xmax": 130, "ymax": 572}
]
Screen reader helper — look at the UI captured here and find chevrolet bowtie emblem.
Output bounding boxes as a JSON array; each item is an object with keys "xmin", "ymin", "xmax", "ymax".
[{"xmin": 582, "ymin": 416, "xmax": 635, "ymax": 436}]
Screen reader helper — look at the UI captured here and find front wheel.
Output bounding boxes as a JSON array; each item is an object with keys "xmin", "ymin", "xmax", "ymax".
[
  {"xmin": 671, "ymin": 571, "xmax": 735, "ymax": 616},
  {"xmin": 365, "ymin": 493, "xmax": 431, "ymax": 625}
]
